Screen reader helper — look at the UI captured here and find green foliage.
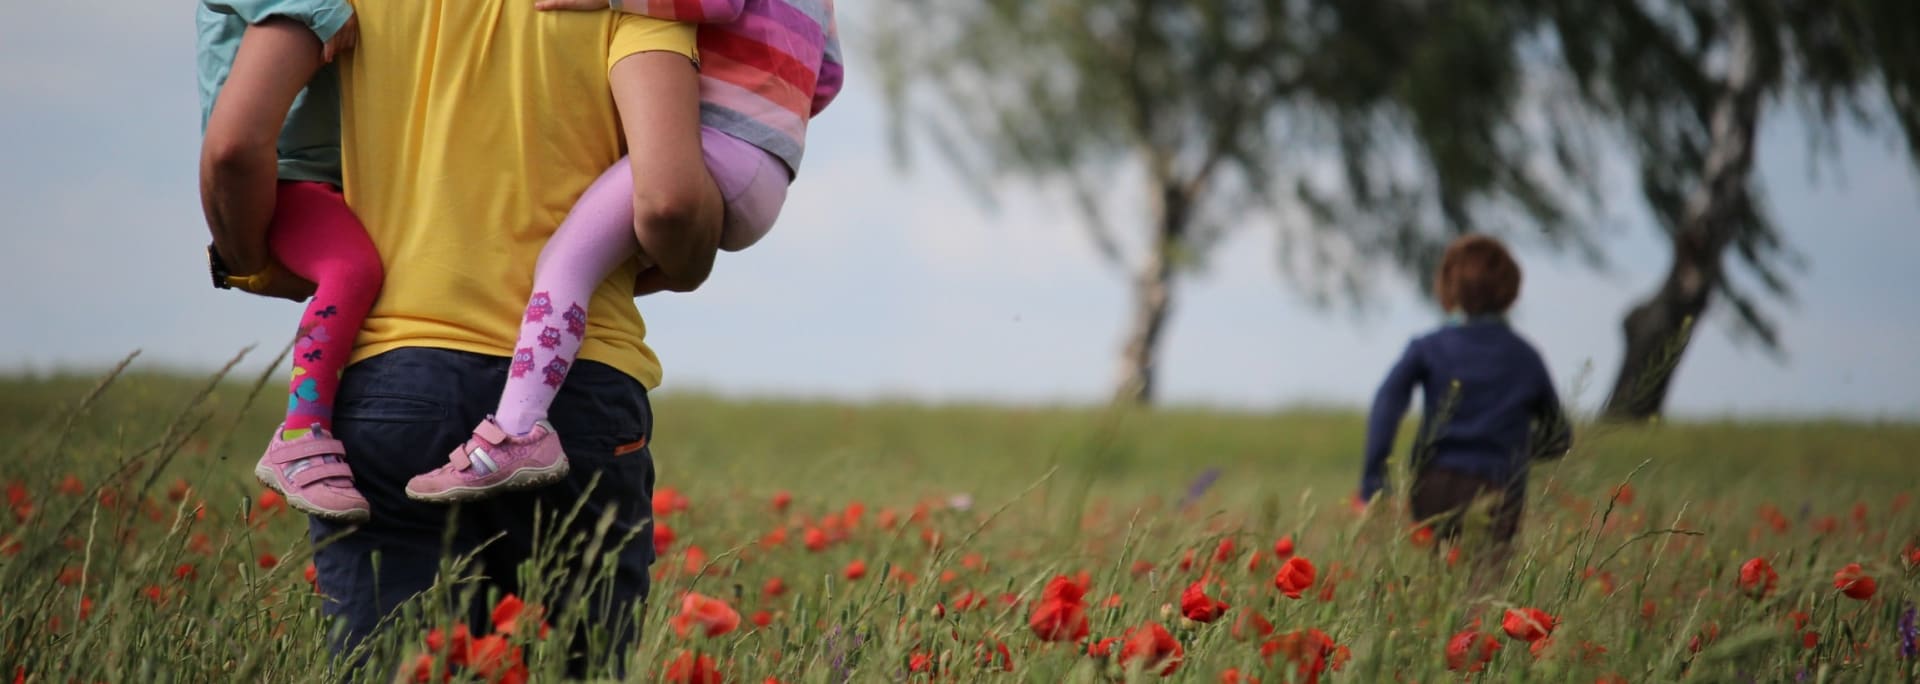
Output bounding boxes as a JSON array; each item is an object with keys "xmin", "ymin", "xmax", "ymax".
[
  {"xmin": 2, "ymin": 369, "xmax": 1917, "ymax": 681},
  {"xmin": 872, "ymin": 0, "xmax": 1601, "ymax": 303}
]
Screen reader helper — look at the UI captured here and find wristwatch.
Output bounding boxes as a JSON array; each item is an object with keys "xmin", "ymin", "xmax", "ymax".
[
  {"xmin": 208, "ymin": 243, "xmax": 235, "ymax": 290},
  {"xmin": 208, "ymin": 243, "xmax": 275, "ymax": 292}
]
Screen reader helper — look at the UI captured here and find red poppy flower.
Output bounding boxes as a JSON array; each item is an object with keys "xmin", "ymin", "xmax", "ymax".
[
  {"xmin": 750, "ymin": 610, "xmax": 772, "ymax": 628},
  {"xmin": 653, "ymin": 523, "xmax": 676, "ymax": 555},
  {"xmin": 258, "ymin": 553, "xmax": 280, "ymax": 570},
  {"xmin": 664, "ymin": 651, "xmax": 722, "ymax": 684},
  {"xmin": 953, "ymin": 590, "xmax": 985, "ymax": 611},
  {"xmin": 803, "ymin": 527, "xmax": 828, "ymax": 552},
  {"xmin": 878, "ymin": 508, "xmax": 899, "ymax": 530},
  {"xmin": 652, "ymin": 487, "xmax": 689, "ymax": 517},
  {"xmin": 1178, "ymin": 549, "xmax": 1196, "ymax": 572},
  {"xmin": 1219, "ymin": 668, "xmax": 1259, "ymax": 684},
  {"xmin": 1410, "ymin": 525, "xmax": 1435, "ymax": 547},
  {"xmin": 1179, "ymin": 579, "xmax": 1230, "ymax": 623},
  {"xmin": 1272, "ymin": 535, "xmax": 1295, "ymax": 560},
  {"xmin": 425, "ymin": 624, "xmax": 473, "ymax": 667},
  {"xmin": 976, "ymin": 640, "xmax": 1014, "ymax": 672},
  {"xmin": 1737, "ymin": 557, "xmax": 1777, "ymax": 599},
  {"xmin": 1833, "ymin": 563, "xmax": 1876, "ymax": 600},
  {"xmin": 1130, "ymin": 560, "xmax": 1155, "ymax": 577},
  {"xmin": 466, "ymin": 634, "xmax": 527, "ymax": 684},
  {"xmin": 1231, "ymin": 611, "xmax": 1274, "ymax": 641},
  {"xmin": 764, "ymin": 577, "xmax": 787, "ymax": 597},
  {"xmin": 1213, "ymin": 538, "xmax": 1237, "ymax": 564},
  {"xmin": 1802, "ymin": 631, "xmax": 1820, "ymax": 649},
  {"xmin": 1904, "ymin": 543, "xmax": 1920, "ymax": 570},
  {"xmin": 669, "ymin": 592, "xmax": 741, "ymax": 638},
  {"xmin": 254, "ymin": 489, "xmax": 285, "ymax": 514},
  {"xmin": 1273, "ymin": 557, "xmax": 1316, "ymax": 599},
  {"xmin": 1119, "ymin": 622, "xmax": 1184, "ymax": 676},
  {"xmin": 771, "ymin": 490, "xmax": 792, "ymax": 512},
  {"xmin": 1087, "ymin": 637, "xmax": 1118, "ymax": 658},
  {"xmin": 490, "ymin": 594, "xmax": 550, "ymax": 639},
  {"xmin": 682, "ymin": 545, "xmax": 708, "ymax": 575},
  {"xmin": 843, "ymin": 559, "xmax": 867, "ymax": 580},
  {"xmin": 1262, "ymin": 629, "xmax": 1339, "ymax": 684},
  {"xmin": 1502, "ymin": 608, "xmax": 1556, "ymax": 642},
  {"xmin": 166, "ymin": 479, "xmax": 191, "ymax": 503},
  {"xmin": 908, "ymin": 651, "xmax": 935, "ymax": 673},
  {"xmin": 57, "ymin": 475, "xmax": 85, "ymax": 497},
  {"xmin": 174, "ymin": 563, "xmax": 198, "ymax": 582},
  {"xmin": 1688, "ymin": 622, "xmax": 1720, "ymax": 654},
  {"xmin": 1029, "ymin": 575, "xmax": 1091, "ymax": 641},
  {"xmin": 1445, "ymin": 630, "xmax": 1501, "ymax": 672},
  {"xmin": 409, "ymin": 653, "xmax": 445, "ymax": 683}
]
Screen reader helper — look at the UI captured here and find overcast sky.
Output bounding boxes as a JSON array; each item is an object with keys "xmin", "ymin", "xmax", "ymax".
[{"xmin": 2, "ymin": 3, "xmax": 1917, "ymax": 418}]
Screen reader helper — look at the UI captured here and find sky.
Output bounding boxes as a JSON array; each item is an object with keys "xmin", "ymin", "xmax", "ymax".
[{"xmin": 1, "ymin": 4, "xmax": 1917, "ymax": 419}]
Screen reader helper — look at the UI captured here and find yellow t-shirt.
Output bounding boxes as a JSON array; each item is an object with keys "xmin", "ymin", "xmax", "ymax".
[{"xmin": 337, "ymin": 2, "xmax": 694, "ymax": 388}]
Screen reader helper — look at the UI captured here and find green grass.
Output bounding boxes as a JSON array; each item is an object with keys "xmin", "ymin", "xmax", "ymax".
[{"xmin": 0, "ymin": 363, "xmax": 1916, "ymax": 682}]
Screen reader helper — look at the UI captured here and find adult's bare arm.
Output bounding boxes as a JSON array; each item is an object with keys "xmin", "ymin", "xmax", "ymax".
[
  {"xmin": 200, "ymin": 17, "xmax": 324, "ymax": 281},
  {"xmin": 608, "ymin": 51, "xmax": 723, "ymax": 293}
]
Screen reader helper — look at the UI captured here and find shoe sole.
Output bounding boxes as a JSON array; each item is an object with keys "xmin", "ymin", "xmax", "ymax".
[
  {"xmin": 404, "ymin": 459, "xmax": 572, "ymax": 504},
  {"xmin": 254, "ymin": 464, "xmax": 371, "ymax": 524}
]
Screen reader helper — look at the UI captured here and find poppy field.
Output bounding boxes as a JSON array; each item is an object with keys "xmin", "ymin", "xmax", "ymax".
[{"xmin": 1, "ymin": 365, "xmax": 1917, "ymax": 682}]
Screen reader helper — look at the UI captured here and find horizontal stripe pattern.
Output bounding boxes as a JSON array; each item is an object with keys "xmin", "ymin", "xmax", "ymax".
[{"xmin": 627, "ymin": 0, "xmax": 839, "ymax": 174}]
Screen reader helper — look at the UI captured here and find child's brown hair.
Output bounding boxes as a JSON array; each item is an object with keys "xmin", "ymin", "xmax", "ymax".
[{"xmin": 1434, "ymin": 235, "xmax": 1521, "ymax": 315}]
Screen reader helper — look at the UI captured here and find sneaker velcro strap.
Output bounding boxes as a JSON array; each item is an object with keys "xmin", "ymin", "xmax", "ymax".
[
  {"xmin": 474, "ymin": 420, "xmax": 510, "ymax": 445},
  {"xmin": 290, "ymin": 462, "xmax": 355, "ymax": 488},
  {"xmin": 267, "ymin": 436, "xmax": 347, "ymax": 464}
]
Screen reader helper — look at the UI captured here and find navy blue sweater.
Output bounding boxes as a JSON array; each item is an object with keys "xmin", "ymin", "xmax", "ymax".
[{"xmin": 1359, "ymin": 318, "xmax": 1571, "ymax": 500}]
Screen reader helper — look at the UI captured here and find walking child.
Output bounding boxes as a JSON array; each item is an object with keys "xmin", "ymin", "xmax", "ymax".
[{"xmin": 1358, "ymin": 235, "xmax": 1572, "ymax": 563}]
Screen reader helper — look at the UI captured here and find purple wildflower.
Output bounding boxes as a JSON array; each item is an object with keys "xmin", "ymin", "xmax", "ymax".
[
  {"xmin": 1900, "ymin": 602, "xmax": 1917, "ymax": 659},
  {"xmin": 1178, "ymin": 468, "xmax": 1222, "ymax": 510}
]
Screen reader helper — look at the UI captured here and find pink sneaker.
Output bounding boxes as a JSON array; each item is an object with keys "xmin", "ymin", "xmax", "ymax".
[
  {"xmin": 405, "ymin": 417, "xmax": 569, "ymax": 503},
  {"xmin": 254, "ymin": 424, "xmax": 371, "ymax": 522}
]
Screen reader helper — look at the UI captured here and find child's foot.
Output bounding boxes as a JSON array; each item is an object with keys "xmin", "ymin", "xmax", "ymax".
[
  {"xmin": 405, "ymin": 417, "xmax": 569, "ymax": 503},
  {"xmin": 254, "ymin": 424, "xmax": 371, "ymax": 523}
]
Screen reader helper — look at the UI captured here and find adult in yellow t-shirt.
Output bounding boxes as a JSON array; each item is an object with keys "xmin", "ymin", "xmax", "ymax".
[{"xmin": 297, "ymin": 1, "xmax": 715, "ymax": 669}]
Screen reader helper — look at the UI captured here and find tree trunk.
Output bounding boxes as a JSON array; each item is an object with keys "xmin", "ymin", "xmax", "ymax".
[
  {"xmin": 1604, "ymin": 16, "xmax": 1763, "ymax": 421},
  {"xmin": 1112, "ymin": 182, "xmax": 1189, "ymax": 405}
]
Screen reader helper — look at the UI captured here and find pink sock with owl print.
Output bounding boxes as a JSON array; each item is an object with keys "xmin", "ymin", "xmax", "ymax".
[{"xmin": 493, "ymin": 162, "xmax": 642, "ymax": 436}]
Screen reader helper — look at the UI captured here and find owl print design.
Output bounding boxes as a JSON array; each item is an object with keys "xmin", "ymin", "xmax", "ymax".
[
  {"xmin": 562, "ymin": 303, "xmax": 587, "ymax": 339},
  {"xmin": 524, "ymin": 292, "xmax": 555, "ymax": 324},
  {"xmin": 537, "ymin": 326, "xmax": 562, "ymax": 350},
  {"xmin": 542, "ymin": 358, "xmax": 571, "ymax": 388},
  {"xmin": 510, "ymin": 347, "xmax": 536, "ymax": 378}
]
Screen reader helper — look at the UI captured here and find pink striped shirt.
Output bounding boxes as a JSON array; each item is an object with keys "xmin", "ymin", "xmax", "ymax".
[{"xmin": 616, "ymin": 0, "xmax": 841, "ymax": 174}]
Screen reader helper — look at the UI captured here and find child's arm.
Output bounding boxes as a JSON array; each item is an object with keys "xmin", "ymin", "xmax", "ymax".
[
  {"xmin": 1529, "ymin": 364, "xmax": 1574, "ymax": 460},
  {"xmin": 200, "ymin": 17, "xmax": 328, "ymax": 283},
  {"xmin": 810, "ymin": 4, "xmax": 844, "ymax": 117},
  {"xmin": 533, "ymin": 0, "xmax": 748, "ymax": 24},
  {"xmin": 1360, "ymin": 341, "xmax": 1425, "ymax": 502}
]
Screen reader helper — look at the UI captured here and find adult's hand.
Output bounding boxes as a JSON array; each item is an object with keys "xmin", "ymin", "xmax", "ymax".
[
  {"xmin": 532, "ymin": 0, "xmax": 605, "ymax": 11},
  {"xmin": 231, "ymin": 261, "xmax": 318, "ymax": 302}
]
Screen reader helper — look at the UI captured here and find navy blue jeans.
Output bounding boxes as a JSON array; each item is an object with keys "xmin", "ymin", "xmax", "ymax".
[{"xmin": 308, "ymin": 347, "xmax": 655, "ymax": 669}]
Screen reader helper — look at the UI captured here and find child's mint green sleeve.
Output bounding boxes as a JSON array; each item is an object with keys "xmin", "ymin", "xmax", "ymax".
[{"xmin": 203, "ymin": 0, "xmax": 353, "ymax": 43}]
